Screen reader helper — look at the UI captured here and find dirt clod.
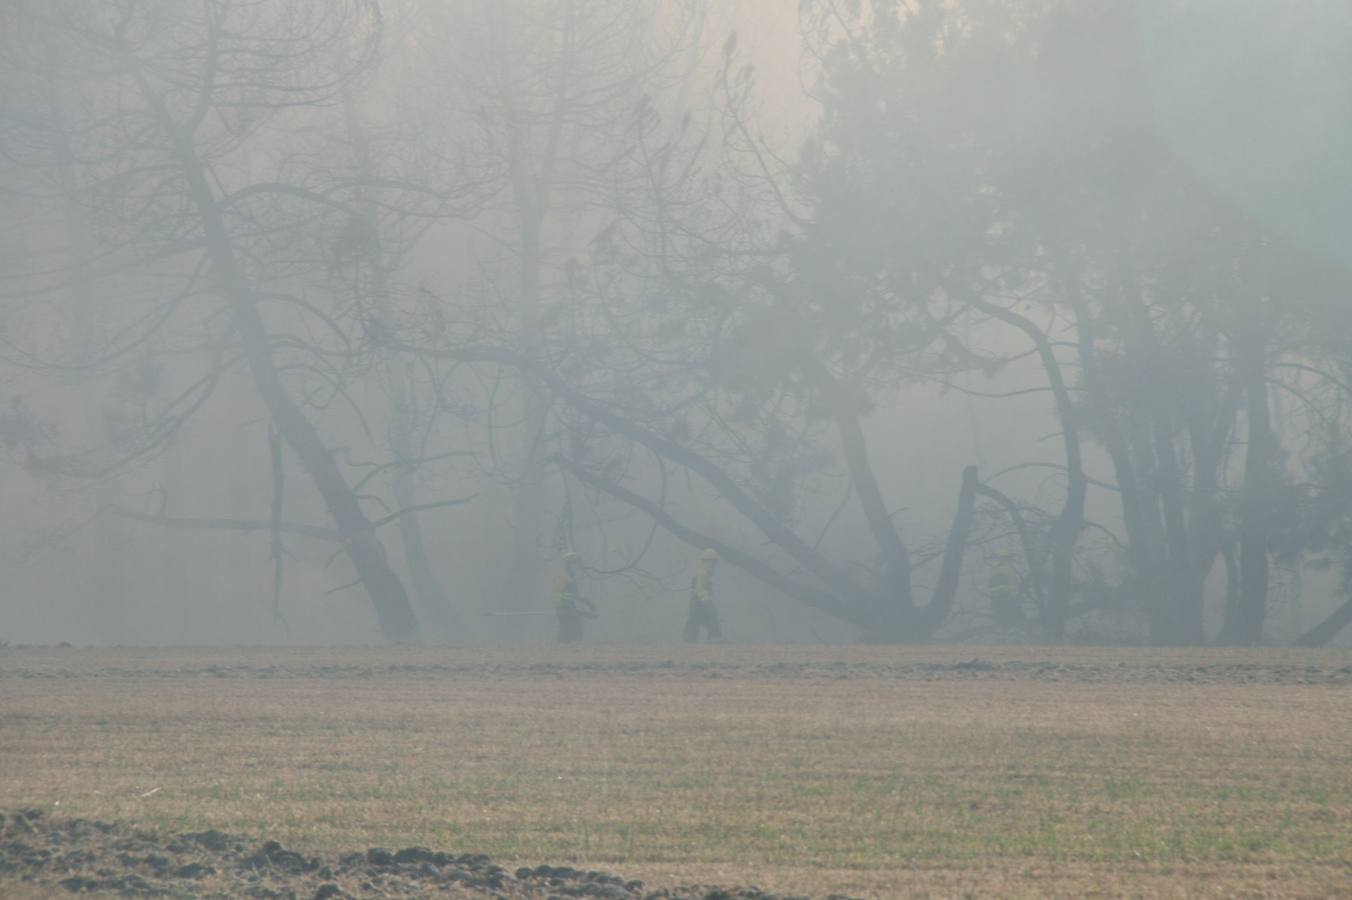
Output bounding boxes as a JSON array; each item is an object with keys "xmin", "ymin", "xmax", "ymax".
[{"xmin": 2, "ymin": 810, "xmax": 848, "ymax": 899}]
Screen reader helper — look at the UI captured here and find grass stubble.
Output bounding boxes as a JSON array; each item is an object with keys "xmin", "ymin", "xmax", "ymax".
[{"xmin": 1, "ymin": 644, "xmax": 1349, "ymax": 898}]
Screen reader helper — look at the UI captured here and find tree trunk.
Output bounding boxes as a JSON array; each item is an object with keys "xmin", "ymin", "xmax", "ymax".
[
  {"xmin": 342, "ymin": 91, "xmax": 462, "ymax": 640},
  {"xmin": 914, "ymin": 465, "xmax": 981, "ymax": 638},
  {"xmin": 160, "ymin": 110, "xmax": 420, "ymax": 642},
  {"xmin": 969, "ymin": 294, "xmax": 1085, "ymax": 642},
  {"xmin": 1221, "ymin": 336, "xmax": 1273, "ymax": 644},
  {"xmin": 496, "ymin": 23, "xmax": 573, "ymax": 633},
  {"xmin": 1181, "ymin": 349, "xmax": 1238, "ymax": 645},
  {"xmin": 1221, "ymin": 542, "xmax": 1241, "ymax": 628},
  {"xmin": 1118, "ymin": 293, "xmax": 1207, "ymax": 645},
  {"xmin": 974, "ymin": 481, "xmax": 1047, "ymax": 618},
  {"xmin": 501, "ymin": 210, "xmax": 552, "ymax": 636},
  {"xmin": 1096, "ymin": 407, "xmax": 1166, "ymax": 642},
  {"xmin": 1154, "ymin": 419, "xmax": 1206, "ymax": 644},
  {"xmin": 390, "ymin": 446, "xmax": 464, "ymax": 638},
  {"xmin": 863, "ymin": 467, "xmax": 979, "ymax": 643}
]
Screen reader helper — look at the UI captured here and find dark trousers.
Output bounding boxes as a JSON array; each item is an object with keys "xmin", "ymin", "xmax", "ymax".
[
  {"xmin": 683, "ymin": 597, "xmax": 722, "ymax": 642},
  {"xmin": 557, "ymin": 609, "xmax": 584, "ymax": 643}
]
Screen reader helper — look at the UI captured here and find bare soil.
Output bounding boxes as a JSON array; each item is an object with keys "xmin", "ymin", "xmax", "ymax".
[{"xmin": 1, "ymin": 807, "xmax": 822, "ymax": 899}]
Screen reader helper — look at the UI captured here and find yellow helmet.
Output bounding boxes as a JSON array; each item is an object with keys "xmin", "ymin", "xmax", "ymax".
[{"xmin": 701, "ymin": 548, "xmax": 720, "ymax": 561}]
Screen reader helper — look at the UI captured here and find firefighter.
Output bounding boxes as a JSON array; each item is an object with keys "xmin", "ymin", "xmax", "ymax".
[
  {"xmin": 684, "ymin": 548, "xmax": 723, "ymax": 643},
  {"xmin": 553, "ymin": 552, "xmax": 596, "ymax": 642},
  {"xmin": 988, "ymin": 552, "xmax": 1024, "ymax": 627}
]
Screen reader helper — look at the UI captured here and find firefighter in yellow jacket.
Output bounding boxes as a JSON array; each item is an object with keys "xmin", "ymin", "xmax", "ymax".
[
  {"xmin": 553, "ymin": 552, "xmax": 596, "ymax": 642},
  {"xmin": 684, "ymin": 548, "xmax": 723, "ymax": 642}
]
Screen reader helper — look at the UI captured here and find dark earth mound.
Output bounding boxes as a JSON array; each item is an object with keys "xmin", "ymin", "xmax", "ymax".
[
  {"xmin": 0, "ymin": 808, "xmax": 856, "ymax": 899},
  {"xmin": 5, "ymin": 652, "xmax": 1352, "ymax": 685}
]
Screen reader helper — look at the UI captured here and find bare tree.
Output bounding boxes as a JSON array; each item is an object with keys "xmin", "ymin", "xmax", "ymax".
[
  {"xmin": 402, "ymin": 0, "xmax": 708, "ymax": 626},
  {"xmin": 0, "ymin": 0, "xmax": 427, "ymax": 640},
  {"xmin": 793, "ymin": 0, "xmax": 1350, "ymax": 646},
  {"xmin": 391, "ymin": 36, "xmax": 984, "ymax": 642}
]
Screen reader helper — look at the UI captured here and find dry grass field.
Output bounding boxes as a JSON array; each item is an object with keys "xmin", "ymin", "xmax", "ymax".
[{"xmin": 2, "ymin": 644, "xmax": 1351, "ymax": 897}]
